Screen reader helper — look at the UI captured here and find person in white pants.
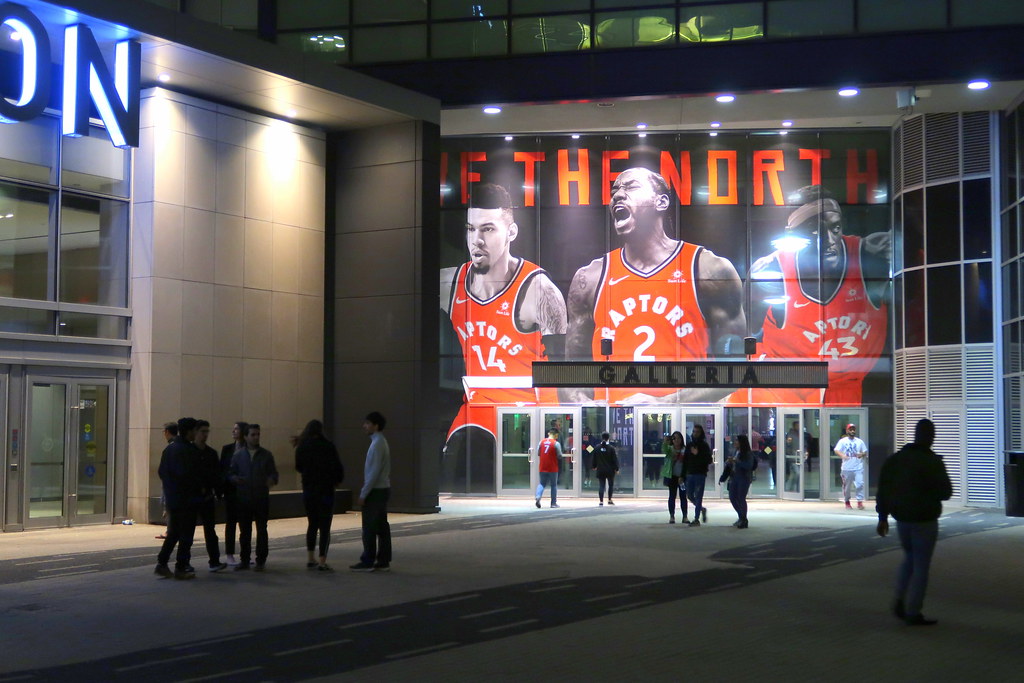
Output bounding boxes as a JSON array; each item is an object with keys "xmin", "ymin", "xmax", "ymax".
[{"xmin": 835, "ymin": 423, "xmax": 868, "ymax": 508}]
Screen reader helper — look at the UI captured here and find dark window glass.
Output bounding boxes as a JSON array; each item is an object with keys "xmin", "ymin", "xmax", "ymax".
[
  {"xmin": 1018, "ymin": 106, "xmax": 1024, "ymax": 202},
  {"xmin": 925, "ymin": 182, "xmax": 960, "ymax": 264},
  {"xmin": 859, "ymin": 0, "xmax": 945, "ymax": 32},
  {"xmin": 511, "ymin": 14, "xmax": 590, "ymax": 53},
  {"xmin": 1004, "ymin": 376, "xmax": 1022, "ymax": 450},
  {"xmin": 951, "ymin": 0, "xmax": 1024, "ymax": 27},
  {"xmin": 894, "ymin": 274, "xmax": 904, "ymax": 349},
  {"xmin": 0, "ymin": 306, "xmax": 53, "ymax": 334},
  {"xmin": 0, "ymin": 183, "xmax": 55, "ymax": 301},
  {"xmin": 512, "ymin": 0, "xmax": 588, "ymax": 12},
  {"xmin": 1004, "ymin": 262, "xmax": 1020, "ymax": 321},
  {"xmin": 1005, "ymin": 321, "xmax": 1021, "ymax": 375},
  {"xmin": 903, "ymin": 189, "xmax": 924, "ymax": 268},
  {"xmin": 595, "ymin": 10, "xmax": 677, "ymax": 48},
  {"xmin": 679, "ymin": 3, "xmax": 762, "ymax": 42},
  {"xmin": 277, "ymin": 30, "xmax": 350, "ymax": 63},
  {"xmin": 927, "ymin": 265, "xmax": 961, "ymax": 345},
  {"xmin": 767, "ymin": 0, "xmax": 853, "ymax": 37},
  {"xmin": 59, "ymin": 194, "xmax": 129, "ymax": 308},
  {"xmin": 1002, "ymin": 207, "xmax": 1018, "ymax": 263},
  {"xmin": 434, "ymin": 1, "xmax": 507, "ymax": 20},
  {"xmin": 353, "ymin": 0, "xmax": 426, "ymax": 23},
  {"xmin": 904, "ymin": 268, "xmax": 925, "ymax": 347},
  {"xmin": 0, "ymin": 114, "xmax": 58, "ymax": 185},
  {"xmin": 58, "ymin": 312, "xmax": 128, "ymax": 339},
  {"xmin": 353, "ymin": 24, "xmax": 427, "ymax": 61},
  {"xmin": 278, "ymin": 0, "xmax": 349, "ymax": 29},
  {"xmin": 1003, "ymin": 112, "xmax": 1017, "ymax": 205},
  {"xmin": 432, "ymin": 19, "xmax": 508, "ymax": 58},
  {"xmin": 964, "ymin": 262, "xmax": 993, "ymax": 343},
  {"xmin": 893, "ymin": 195, "xmax": 903, "ymax": 272},
  {"xmin": 963, "ymin": 178, "xmax": 992, "ymax": 259}
]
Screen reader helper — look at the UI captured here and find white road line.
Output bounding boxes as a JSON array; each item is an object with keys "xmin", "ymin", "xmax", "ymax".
[
  {"xmin": 427, "ymin": 593, "xmax": 481, "ymax": 606},
  {"xmin": 480, "ymin": 619, "xmax": 539, "ymax": 634},
  {"xmin": 15, "ymin": 558, "xmax": 77, "ymax": 566},
  {"xmin": 583, "ymin": 592, "xmax": 631, "ymax": 603},
  {"xmin": 460, "ymin": 607, "xmax": 517, "ymax": 619},
  {"xmin": 34, "ymin": 569, "xmax": 99, "ymax": 580},
  {"xmin": 540, "ymin": 577, "xmax": 574, "ymax": 584},
  {"xmin": 338, "ymin": 615, "xmax": 405, "ymax": 630},
  {"xmin": 625, "ymin": 579, "xmax": 662, "ymax": 588},
  {"xmin": 115, "ymin": 652, "xmax": 208, "ymax": 672},
  {"xmin": 385, "ymin": 642, "xmax": 460, "ymax": 660},
  {"xmin": 114, "ymin": 553, "xmax": 160, "ymax": 560},
  {"xmin": 969, "ymin": 519, "xmax": 985, "ymax": 524},
  {"xmin": 707, "ymin": 582, "xmax": 744, "ymax": 593},
  {"xmin": 607, "ymin": 601, "xmax": 653, "ymax": 612},
  {"xmin": 274, "ymin": 639, "xmax": 353, "ymax": 656},
  {"xmin": 175, "ymin": 666, "xmax": 262, "ymax": 683},
  {"xmin": 814, "ymin": 544, "xmax": 838, "ymax": 551},
  {"xmin": 170, "ymin": 634, "xmax": 253, "ymax": 651},
  {"xmin": 38, "ymin": 563, "xmax": 100, "ymax": 572},
  {"xmin": 528, "ymin": 584, "xmax": 576, "ymax": 593}
]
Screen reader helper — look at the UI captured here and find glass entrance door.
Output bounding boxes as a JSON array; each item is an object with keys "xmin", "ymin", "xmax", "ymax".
[
  {"xmin": 780, "ymin": 409, "xmax": 804, "ymax": 500},
  {"xmin": 683, "ymin": 410, "xmax": 723, "ymax": 500},
  {"xmin": 639, "ymin": 409, "xmax": 674, "ymax": 494},
  {"xmin": 541, "ymin": 409, "xmax": 581, "ymax": 497},
  {"xmin": 824, "ymin": 409, "xmax": 869, "ymax": 501},
  {"xmin": 497, "ymin": 409, "xmax": 534, "ymax": 494},
  {"xmin": 25, "ymin": 378, "xmax": 114, "ymax": 527}
]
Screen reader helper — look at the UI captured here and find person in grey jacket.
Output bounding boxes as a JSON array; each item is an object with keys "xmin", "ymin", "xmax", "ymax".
[
  {"xmin": 351, "ymin": 411, "xmax": 391, "ymax": 572},
  {"xmin": 230, "ymin": 423, "xmax": 278, "ymax": 571}
]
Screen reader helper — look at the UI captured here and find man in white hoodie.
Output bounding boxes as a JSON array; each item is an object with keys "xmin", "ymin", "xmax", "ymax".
[{"xmin": 351, "ymin": 411, "xmax": 392, "ymax": 573}]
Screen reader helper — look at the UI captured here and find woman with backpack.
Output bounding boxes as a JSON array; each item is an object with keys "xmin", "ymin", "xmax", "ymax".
[
  {"xmin": 295, "ymin": 419, "xmax": 345, "ymax": 570},
  {"xmin": 727, "ymin": 434, "xmax": 755, "ymax": 528}
]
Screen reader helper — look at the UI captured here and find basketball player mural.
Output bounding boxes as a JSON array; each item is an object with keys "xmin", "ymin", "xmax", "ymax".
[
  {"xmin": 564, "ymin": 167, "xmax": 746, "ymax": 404},
  {"xmin": 441, "ymin": 183, "xmax": 567, "ymax": 459},
  {"xmin": 748, "ymin": 185, "xmax": 890, "ymax": 405}
]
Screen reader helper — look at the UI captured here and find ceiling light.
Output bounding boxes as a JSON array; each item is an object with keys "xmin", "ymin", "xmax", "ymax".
[
  {"xmin": 285, "ymin": 109, "xmax": 297, "ymax": 117},
  {"xmin": 483, "ymin": 106, "xmax": 502, "ymax": 114},
  {"xmin": 504, "ymin": 135, "xmax": 513, "ymax": 141},
  {"xmin": 715, "ymin": 94, "xmax": 735, "ymax": 103},
  {"xmin": 571, "ymin": 134, "xmax": 580, "ymax": 139},
  {"xmin": 782, "ymin": 120, "xmax": 793, "ymax": 127},
  {"xmin": 710, "ymin": 121, "xmax": 721, "ymax": 128},
  {"xmin": 638, "ymin": 132, "xmax": 647, "ymax": 138},
  {"xmin": 709, "ymin": 131, "xmax": 718, "ymax": 137},
  {"xmin": 967, "ymin": 80, "xmax": 990, "ymax": 90},
  {"xmin": 636, "ymin": 123, "xmax": 647, "ymax": 129},
  {"xmin": 779, "ymin": 130, "xmax": 788, "ymax": 135},
  {"xmin": 838, "ymin": 87, "xmax": 859, "ymax": 97},
  {"xmin": 158, "ymin": 73, "xmax": 170, "ymax": 83}
]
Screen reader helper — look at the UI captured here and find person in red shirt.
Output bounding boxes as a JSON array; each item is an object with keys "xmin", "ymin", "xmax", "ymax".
[
  {"xmin": 564, "ymin": 167, "xmax": 746, "ymax": 404},
  {"xmin": 535, "ymin": 428, "xmax": 563, "ymax": 508},
  {"xmin": 748, "ymin": 185, "xmax": 890, "ymax": 405}
]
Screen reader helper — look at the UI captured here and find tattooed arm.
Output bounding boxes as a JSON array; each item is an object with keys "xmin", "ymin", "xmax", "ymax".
[
  {"xmin": 519, "ymin": 272, "xmax": 567, "ymax": 359},
  {"xmin": 558, "ymin": 259, "xmax": 603, "ymax": 402}
]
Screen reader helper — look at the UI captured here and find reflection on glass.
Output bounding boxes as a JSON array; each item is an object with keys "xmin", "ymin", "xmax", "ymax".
[
  {"xmin": 803, "ymin": 408, "xmax": 820, "ymax": 498},
  {"xmin": 512, "ymin": 15, "xmax": 590, "ymax": 53},
  {"xmin": 543, "ymin": 411, "xmax": 574, "ymax": 490},
  {"xmin": 685, "ymin": 412, "xmax": 718, "ymax": 496},
  {"xmin": 59, "ymin": 194, "xmax": 129, "ymax": 307},
  {"xmin": 57, "ymin": 312, "xmax": 128, "ymax": 339},
  {"xmin": 750, "ymin": 407, "xmax": 776, "ymax": 496},
  {"xmin": 580, "ymin": 406, "xmax": 607, "ymax": 496},
  {"xmin": 432, "ymin": 19, "xmax": 508, "ymax": 59},
  {"xmin": 61, "ymin": 125, "xmax": 130, "ymax": 197},
  {"xmin": 641, "ymin": 412, "xmax": 672, "ymax": 492},
  {"xmin": 277, "ymin": 0, "xmax": 350, "ymax": 29},
  {"xmin": 0, "ymin": 306, "xmax": 53, "ymax": 334},
  {"xmin": 595, "ymin": 11, "xmax": 676, "ymax": 48},
  {"xmin": 29, "ymin": 383, "xmax": 66, "ymax": 519},
  {"xmin": 680, "ymin": 3, "xmax": 763, "ymax": 42},
  {"xmin": 352, "ymin": 24, "xmax": 426, "ymax": 61},
  {"xmin": 827, "ymin": 412, "xmax": 859, "ymax": 499},
  {"xmin": 610, "ymin": 407, "xmax": 634, "ymax": 495},
  {"xmin": 0, "ymin": 183, "xmax": 55, "ymax": 301},
  {"xmin": 0, "ymin": 114, "xmax": 58, "ymax": 184},
  {"xmin": 500, "ymin": 411, "xmax": 531, "ymax": 490},
  {"xmin": 76, "ymin": 385, "xmax": 109, "ymax": 515},
  {"xmin": 782, "ymin": 412, "xmax": 801, "ymax": 494}
]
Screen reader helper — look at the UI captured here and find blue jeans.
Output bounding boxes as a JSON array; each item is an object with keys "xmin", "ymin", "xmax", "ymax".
[
  {"xmin": 895, "ymin": 519, "xmax": 939, "ymax": 617},
  {"xmin": 536, "ymin": 471, "xmax": 558, "ymax": 504},
  {"xmin": 728, "ymin": 476, "xmax": 751, "ymax": 522},
  {"xmin": 685, "ymin": 474, "xmax": 706, "ymax": 518}
]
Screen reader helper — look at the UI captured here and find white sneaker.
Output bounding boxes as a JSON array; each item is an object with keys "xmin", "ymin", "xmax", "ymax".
[{"xmin": 226, "ymin": 554, "xmax": 239, "ymax": 566}]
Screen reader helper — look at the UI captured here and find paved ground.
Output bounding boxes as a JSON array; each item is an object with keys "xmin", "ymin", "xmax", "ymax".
[{"xmin": 1, "ymin": 498, "xmax": 1022, "ymax": 682}]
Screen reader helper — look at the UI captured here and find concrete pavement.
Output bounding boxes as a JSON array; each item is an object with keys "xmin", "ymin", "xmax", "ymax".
[{"xmin": 1, "ymin": 498, "xmax": 1022, "ymax": 682}]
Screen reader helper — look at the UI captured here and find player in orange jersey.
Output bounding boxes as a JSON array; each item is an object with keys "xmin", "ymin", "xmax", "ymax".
[
  {"xmin": 564, "ymin": 167, "xmax": 746, "ymax": 404},
  {"xmin": 748, "ymin": 185, "xmax": 890, "ymax": 405},
  {"xmin": 441, "ymin": 184, "xmax": 567, "ymax": 484}
]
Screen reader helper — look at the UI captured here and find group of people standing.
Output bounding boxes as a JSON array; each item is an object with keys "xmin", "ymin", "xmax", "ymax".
[
  {"xmin": 660, "ymin": 426, "xmax": 754, "ymax": 528},
  {"xmin": 155, "ymin": 412, "xmax": 393, "ymax": 579}
]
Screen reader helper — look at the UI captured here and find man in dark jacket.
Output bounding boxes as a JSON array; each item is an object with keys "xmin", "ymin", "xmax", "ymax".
[
  {"xmin": 230, "ymin": 424, "xmax": 278, "ymax": 571},
  {"xmin": 592, "ymin": 432, "xmax": 619, "ymax": 506},
  {"xmin": 219, "ymin": 421, "xmax": 247, "ymax": 565},
  {"xmin": 876, "ymin": 418, "xmax": 953, "ymax": 626},
  {"xmin": 684, "ymin": 424, "xmax": 714, "ymax": 527},
  {"xmin": 194, "ymin": 420, "xmax": 227, "ymax": 572},
  {"xmin": 155, "ymin": 417, "xmax": 202, "ymax": 580}
]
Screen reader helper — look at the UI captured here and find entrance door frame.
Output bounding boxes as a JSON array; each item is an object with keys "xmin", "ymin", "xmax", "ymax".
[
  {"xmin": 777, "ymin": 406, "xmax": 869, "ymax": 501},
  {"xmin": 496, "ymin": 406, "xmax": 582, "ymax": 497},
  {"xmin": 635, "ymin": 406, "xmax": 724, "ymax": 499},
  {"xmin": 821, "ymin": 408, "xmax": 870, "ymax": 501},
  {"xmin": 23, "ymin": 375, "xmax": 116, "ymax": 528}
]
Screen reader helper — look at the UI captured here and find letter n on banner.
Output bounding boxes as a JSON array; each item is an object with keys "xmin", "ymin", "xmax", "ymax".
[{"xmin": 707, "ymin": 150, "xmax": 738, "ymax": 205}]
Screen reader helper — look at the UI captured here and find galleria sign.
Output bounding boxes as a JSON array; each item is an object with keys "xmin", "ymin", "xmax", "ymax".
[
  {"xmin": 0, "ymin": 2, "xmax": 140, "ymax": 148},
  {"xmin": 531, "ymin": 361, "xmax": 830, "ymax": 389}
]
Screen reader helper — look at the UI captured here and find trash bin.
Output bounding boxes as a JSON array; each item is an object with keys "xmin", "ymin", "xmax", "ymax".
[{"xmin": 1006, "ymin": 452, "xmax": 1024, "ymax": 517}]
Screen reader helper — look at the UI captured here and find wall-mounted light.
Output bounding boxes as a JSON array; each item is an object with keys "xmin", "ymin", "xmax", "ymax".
[
  {"xmin": 636, "ymin": 122, "xmax": 647, "ymax": 129},
  {"xmin": 967, "ymin": 80, "xmax": 990, "ymax": 90},
  {"xmin": 838, "ymin": 87, "xmax": 859, "ymax": 97},
  {"xmin": 710, "ymin": 121, "xmax": 721, "ymax": 128},
  {"xmin": 157, "ymin": 72, "xmax": 170, "ymax": 83},
  {"xmin": 782, "ymin": 120, "xmax": 793, "ymax": 127},
  {"xmin": 504, "ymin": 135, "xmax": 513, "ymax": 141},
  {"xmin": 715, "ymin": 94, "xmax": 735, "ymax": 103},
  {"xmin": 483, "ymin": 106, "xmax": 501, "ymax": 114},
  {"xmin": 571, "ymin": 133, "xmax": 580, "ymax": 139}
]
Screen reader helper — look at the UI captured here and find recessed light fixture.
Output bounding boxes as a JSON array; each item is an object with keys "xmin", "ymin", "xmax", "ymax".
[
  {"xmin": 504, "ymin": 135, "xmax": 513, "ymax": 141},
  {"xmin": 636, "ymin": 123, "xmax": 647, "ymax": 129},
  {"xmin": 780, "ymin": 130, "xmax": 788, "ymax": 135},
  {"xmin": 710, "ymin": 121, "xmax": 721, "ymax": 128},
  {"xmin": 638, "ymin": 132, "xmax": 647, "ymax": 138},
  {"xmin": 967, "ymin": 80, "xmax": 990, "ymax": 90},
  {"xmin": 571, "ymin": 134, "xmax": 580, "ymax": 139},
  {"xmin": 483, "ymin": 106, "xmax": 502, "ymax": 115},
  {"xmin": 782, "ymin": 120, "xmax": 793, "ymax": 127},
  {"xmin": 715, "ymin": 94, "xmax": 735, "ymax": 103},
  {"xmin": 709, "ymin": 131, "xmax": 718, "ymax": 137},
  {"xmin": 838, "ymin": 87, "xmax": 859, "ymax": 97},
  {"xmin": 158, "ymin": 73, "xmax": 170, "ymax": 83},
  {"xmin": 286, "ymin": 109, "xmax": 297, "ymax": 117}
]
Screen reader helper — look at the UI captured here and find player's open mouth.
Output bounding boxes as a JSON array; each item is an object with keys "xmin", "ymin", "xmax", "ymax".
[{"xmin": 612, "ymin": 205, "xmax": 631, "ymax": 223}]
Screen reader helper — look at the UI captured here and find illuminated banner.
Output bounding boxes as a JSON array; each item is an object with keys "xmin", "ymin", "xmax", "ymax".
[
  {"xmin": 0, "ymin": 2, "xmax": 140, "ymax": 148},
  {"xmin": 532, "ymin": 361, "xmax": 830, "ymax": 389}
]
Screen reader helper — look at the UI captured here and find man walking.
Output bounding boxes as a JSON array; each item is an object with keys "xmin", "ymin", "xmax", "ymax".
[
  {"xmin": 230, "ymin": 424, "xmax": 278, "ymax": 571},
  {"xmin": 592, "ymin": 432, "xmax": 619, "ymax": 506},
  {"xmin": 876, "ymin": 419, "xmax": 953, "ymax": 626},
  {"xmin": 194, "ymin": 420, "xmax": 227, "ymax": 572},
  {"xmin": 535, "ymin": 428, "xmax": 562, "ymax": 508},
  {"xmin": 835, "ymin": 423, "xmax": 868, "ymax": 509},
  {"xmin": 155, "ymin": 417, "xmax": 202, "ymax": 580},
  {"xmin": 685, "ymin": 424, "xmax": 713, "ymax": 527},
  {"xmin": 351, "ymin": 412, "xmax": 392, "ymax": 572}
]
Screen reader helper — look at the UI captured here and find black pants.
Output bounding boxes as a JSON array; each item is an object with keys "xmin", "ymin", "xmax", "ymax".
[
  {"xmin": 667, "ymin": 476, "xmax": 688, "ymax": 518},
  {"xmin": 304, "ymin": 489, "xmax": 335, "ymax": 557},
  {"xmin": 197, "ymin": 498, "xmax": 221, "ymax": 566},
  {"xmin": 597, "ymin": 473, "xmax": 615, "ymax": 501},
  {"xmin": 237, "ymin": 497, "xmax": 270, "ymax": 565},
  {"xmin": 223, "ymin": 490, "xmax": 238, "ymax": 555},
  {"xmin": 360, "ymin": 488, "xmax": 391, "ymax": 566},
  {"xmin": 157, "ymin": 506, "xmax": 197, "ymax": 571}
]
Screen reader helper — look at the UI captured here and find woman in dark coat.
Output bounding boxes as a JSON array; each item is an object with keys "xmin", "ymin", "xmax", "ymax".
[
  {"xmin": 727, "ymin": 434, "xmax": 755, "ymax": 529},
  {"xmin": 295, "ymin": 419, "xmax": 344, "ymax": 570}
]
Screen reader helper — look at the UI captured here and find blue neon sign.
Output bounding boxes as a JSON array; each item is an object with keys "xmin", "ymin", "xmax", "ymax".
[{"xmin": 0, "ymin": 2, "xmax": 140, "ymax": 148}]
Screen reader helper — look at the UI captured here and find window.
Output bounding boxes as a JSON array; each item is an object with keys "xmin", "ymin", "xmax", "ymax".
[
  {"xmin": 925, "ymin": 182, "xmax": 960, "ymax": 264},
  {"xmin": 927, "ymin": 265, "xmax": 961, "ymax": 345},
  {"xmin": 59, "ymin": 195, "xmax": 129, "ymax": 308},
  {"xmin": 434, "ymin": 0, "xmax": 507, "ymax": 20},
  {"xmin": 512, "ymin": 14, "xmax": 591, "ymax": 53},
  {"xmin": 432, "ymin": 20, "xmax": 509, "ymax": 58},
  {"xmin": 964, "ymin": 262, "xmax": 993, "ymax": 343},
  {"xmin": 595, "ymin": 10, "xmax": 677, "ymax": 48},
  {"xmin": 353, "ymin": 24, "xmax": 427, "ymax": 61},
  {"xmin": 963, "ymin": 178, "xmax": 992, "ymax": 260},
  {"xmin": 859, "ymin": 0, "xmax": 945, "ymax": 32},
  {"xmin": 680, "ymin": 3, "xmax": 762, "ymax": 42},
  {"xmin": 0, "ymin": 183, "xmax": 55, "ymax": 301},
  {"xmin": 278, "ymin": 0, "xmax": 349, "ymax": 29},
  {"xmin": 0, "ymin": 116, "xmax": 58, "ymax": 185},
  {"xmin": 767, "ymin": 0, "xmax": 853, "ymax": 38},
  {"xmin": 353, "ymin": 0, "xmax": 426, "ymax": 23}
]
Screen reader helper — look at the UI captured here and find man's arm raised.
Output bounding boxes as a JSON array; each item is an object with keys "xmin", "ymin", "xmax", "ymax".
[
  {"xmin": 559, "ymin": 260, "xmax": 602, "ymax": 403},
  {"xmin": 697, "ymin": 249, "xmax": 747, "ymax": 357},
  {"xmin": 519, "ymin": 272, "xmax": 567, "ymax": 359}
]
